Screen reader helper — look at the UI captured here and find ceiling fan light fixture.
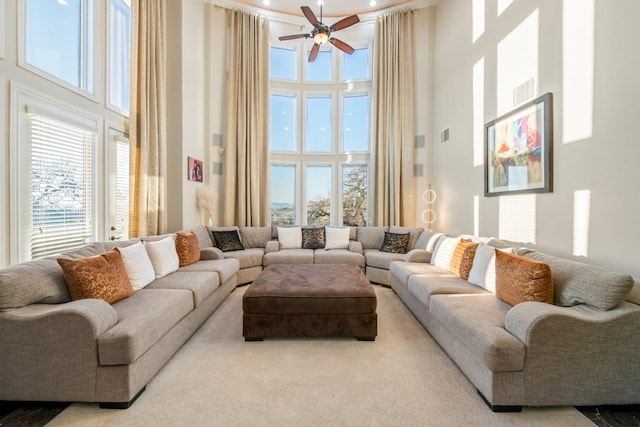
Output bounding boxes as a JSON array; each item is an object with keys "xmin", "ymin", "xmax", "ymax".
[{"xmin": 314, "ymin": 31, "xmax": 329, "ymax": 45}]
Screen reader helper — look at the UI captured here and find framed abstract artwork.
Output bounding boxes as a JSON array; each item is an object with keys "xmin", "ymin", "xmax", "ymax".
[{"xmin": 484, "ymin": 92, "xmax": 553, "ymax": 197}]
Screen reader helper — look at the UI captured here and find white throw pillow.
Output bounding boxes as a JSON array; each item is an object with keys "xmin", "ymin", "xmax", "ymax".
[
  {"xmin": 430, "ymin": 236, "xmax": 459, "ymax": 270},
  {"xmin": 277, "ymin": 226, "xmax": 302, "ymax": 249},
  {"xmin": 325, "ymin": 227, "xmax": 351, "ymax": 250},
  {"xmin": 117, "ymin": 241, "xmax": 156, "ymax": 290},
  {"xmin": 144, "ymin": 236, "xmax": 180, "ymax": 279},
  {"xmin": 468, "ymin": 244, "xmax": 516, "ymax": 292}
]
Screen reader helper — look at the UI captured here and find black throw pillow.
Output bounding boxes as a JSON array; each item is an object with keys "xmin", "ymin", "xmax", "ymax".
[
  {"xmin": 380, "ymin": 232, "xmax": 410, "ymax": 254},
  {"xmin": 212, "ymin": 230, "xmax": 245, "ymax": 252},
  {"xmin": 302, "ymin": 227, "xmax": 326, "ymax": 250}
]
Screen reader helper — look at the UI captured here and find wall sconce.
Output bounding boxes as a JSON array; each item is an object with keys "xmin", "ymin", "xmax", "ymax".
[{"xmin": 422, "ymin": 184, "xmax": 437, "ymax": 230}]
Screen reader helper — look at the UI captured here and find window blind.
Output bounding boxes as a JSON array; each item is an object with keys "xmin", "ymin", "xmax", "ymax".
[
  {"xmin": 112, "ymin": 135, "xmax": 130, "ymax": 239},
  {"xmin": 30, "ymin": 113, "xmax": 96, "ymax": 259}
]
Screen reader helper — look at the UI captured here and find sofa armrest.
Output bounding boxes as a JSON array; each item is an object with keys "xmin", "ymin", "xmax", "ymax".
[
  {"xmin": 0, "ymin": 300, "xmax": 118, "ymax": 400},
  {"xmin": 265, "ymin": 240, "xmax": 280, "ymax": 253},
  {"xmin": 404, "ymin": 249, "xmax": 432, "ymax": 263},
  {"xmin": 505, "ymin": 301, "xmax": 640, "ymax": 346},
  {"xmin": 200, "ymin": 247, "xmax": 224, "ymax": 260},
  {"xmin": 348, "ymin": 240, "xmax": 363, "ymax": 254}
]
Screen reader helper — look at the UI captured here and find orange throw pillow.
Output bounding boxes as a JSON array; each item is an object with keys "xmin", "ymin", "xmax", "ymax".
[
  {"xmin": 175, "ymin": 231, "xmax": 201, "ymax": 267},
  {"xmin": 495, "ymin": 250, "xmax": 554, "ymax": 306},
  {"xmin": 57, "ymin": 250, "xmax": 133, "ymax": 304},
  {"xmin": 449, "ymin": 239, "xmax": 479, "ymax": 280}
]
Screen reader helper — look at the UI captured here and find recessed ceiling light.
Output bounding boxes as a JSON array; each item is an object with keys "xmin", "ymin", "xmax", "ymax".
[
  {"xmin": 369, "ymin": 0, "xmax": 377, "ymax": 6},
  {"xmin": 263, "ymin": 0, "xmax": 270, "ymax": 5}
]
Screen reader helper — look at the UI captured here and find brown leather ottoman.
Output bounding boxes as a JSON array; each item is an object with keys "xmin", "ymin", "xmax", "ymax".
[{"xmin": 243, "ymin": 264, "xmax": 377, "ymax": 341}]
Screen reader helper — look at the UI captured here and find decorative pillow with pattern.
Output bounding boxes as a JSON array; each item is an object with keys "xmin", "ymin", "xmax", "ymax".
[
  {"xmin": 175, "ymin": 231, "xmax": 201, "ymax": 266},
  {"xmin": 449, "ymin": 239, "xmax": 479, "ymax": 280},
  {"xmin": 495, "ymin": 250, "xmax": 553, "ymax": 306},
  {"xmin": 302, "ymin": 227, "xmax": 325, "ymax": 249},
  {"xmin": 212, "ymin": 230, "xmax": 245, "ymax": 252},
  {"xmin": 57, "ymin": 249, "xmax": 133, "ymax": 304},
  {"xmin": 379, "ymin": 232, "xmax": 410, "ymax": 254}
]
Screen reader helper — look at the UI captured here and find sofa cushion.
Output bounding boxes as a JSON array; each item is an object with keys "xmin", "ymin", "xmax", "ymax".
[
  {"xmin": 408, "ymin": 269, "xmax": 487, "ymax": 309},
  {"xmin": 144, "ymin": 236, "xmax": 180, "ymax": 279},
  {"xmin": 116, "ymin": 241, "xmax": 156, "ymax": 290},
  {"xmin": 263, "ymin": 249, "xmax": 314, "ymax": 266},
  {"xmin": 0, "ymin": 259, "xmax": 71, "ymax": 311},
  {"xmin": 389, "ymin": 261, "xmax": 437, "ymax": 287},
  {"xmin": 430, "ymin": 294, "xmax": 525, "ymax": 372},
  {"xmin": 98, "ymin": 288, "xmax": 193, "ymax": 365},
  {"xmin": 302, "ymin": 227, "xmax": 326, "ymax": 249},
  {"xmin": 175, "ymin": 232, "xmax": 201, "ymax": 267},
  {"xmin": 495, "ymin": 251, "xmax": 554, "ymax": 306},
  {"xmin": 211, "ymin": 230, "xmax": 245, "ymax": 252},
  {"xmin": 364, "ymin": 250, "xmax": 405, "ymax": 270},
  {"xmin": 240, "ymin": 226, "xmax": 272, "ymax": 248},
  {"xmin": 147, "ymin": 271, "xmax": 219, "ymax": 306},
  {"xmin": 178, "ymin": 259, "xmax": 240, "ymax": 284},
  {"xmin": 356, "ymin": 226, "xmax": 388, "ymax": 249},
  {"xmin": 449, "ymin": 239, "xmax": 478, "ymax": 280},
  {"xmin": 325, "ymin": 227, "xmax": 350, "ymax": 249},
  {"xmin": 521, "ymin": 250, "xmax": 634, "ymax": 310},
  {"xmin": 389, "ymin": 226, "xmax": 424, "ymax": 250},
  {"xmin": 221, "ymin": 248, "xmax": 265, "ymax": 269},
  {"xmin": 189, "ymin": 225, "xmax": 214, "ymax": 249},
  {"xmin": 430, "ymin": 236, "xmax": 459, "ymax": 270},
  {"xmin": 57, "ymin": 250, "xmax": 133, "ymax": 304},
  {"xmin": 414, "ymin": 230, "xmax": 436, "ymax": 251},
  {"xmin": 380, "ymin": 232, "xmax": 410, "ymax": 254},
  {"xmin": 314, "ymin": 248, "xmax": 365, "ymax": 267},
  {"xmin": 278, "ymin": 226, "xmax": 302, "ymax": 249}
]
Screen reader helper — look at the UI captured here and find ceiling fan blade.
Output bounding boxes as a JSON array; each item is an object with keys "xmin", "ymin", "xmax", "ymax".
[
  {"xmin": 330, "ymin": 15, "xmax": 360, "ymax": 32},
  {"xmin": 301, "ymin": 6, "xmax": 320, "ymax": 27},
  {"xmin": 329, "ymin": 38, "xmax": 355, "ymax": 55},
  {"xmin": 308, "ymin": 43, "xmax": 320, "ymax": 62},
  {"xmin": 279, "ymin": 33, "xmax": 309, "ymax": 41}
]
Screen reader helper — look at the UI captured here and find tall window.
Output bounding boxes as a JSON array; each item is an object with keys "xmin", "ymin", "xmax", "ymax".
[
  {"xmin": 24, "ymin": 0, "xmax": 94, "ymax": 93},
  {"xmin": 109, "ymin": 0, "xmax": 131, "ymax": 113},
  {"xmin": 28, "ymin": 111, "xmax": 96, "ymax": 260},
  {"xmin": 269, "ymin": 43, "xmax": 372, "ymax": 226}
]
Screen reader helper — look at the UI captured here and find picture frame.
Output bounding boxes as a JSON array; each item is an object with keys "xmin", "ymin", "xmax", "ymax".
[
  {"xmin": 188, "ymin": 156, "xmax": 203, "ymax": 182},
  {"xmin": 484, "ymin": 92, "xmax": 553, "ymax": 197}
]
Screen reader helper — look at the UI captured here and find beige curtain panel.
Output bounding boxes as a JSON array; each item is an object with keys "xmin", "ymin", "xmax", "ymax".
[
  {"xmin": 223, "ymin": 10, "xmax": 270, "ymax": 227},
  {"xmin": 372, "ymin": 9, "xmax": 416, "ymax": 227},
  {"xmin": 129, "ymin": 0, "xmax": 168, "ymax": 237}
]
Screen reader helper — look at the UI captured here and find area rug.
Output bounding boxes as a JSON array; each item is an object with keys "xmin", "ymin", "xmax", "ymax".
[{"xmin": 47, "ymin": 286, "xmax": 593, "ymax": 426}]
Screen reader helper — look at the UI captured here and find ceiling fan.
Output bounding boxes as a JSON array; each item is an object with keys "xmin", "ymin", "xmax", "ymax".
[{"xmin": 278, "ymin": 5, "xmax": 360, "ymax": 62}]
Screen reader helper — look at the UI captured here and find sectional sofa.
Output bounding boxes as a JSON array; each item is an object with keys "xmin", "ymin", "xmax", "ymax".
[
  {"xmin": 0, "ymin": 229, "xmax": 239, "ymax": 408},
  {"xmin": 389, "ymin": 232, "xmax": 640, "ymax": 411},
  {"xmin": 1, "ymin": 224, "xmax": 638, "ymax": 412}
]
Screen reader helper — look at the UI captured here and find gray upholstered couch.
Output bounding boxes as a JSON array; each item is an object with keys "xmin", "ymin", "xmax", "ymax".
[
  {"xmin": 0, "ymin": 231, "xmax": 239, "ymax": 408},
  {"xmin": 203, "ymin": 225, "xmax": 428, "ymax": 286},
  {"xmin": 389, "ymin": 231, "xmax": 640, "ymax": 411}
]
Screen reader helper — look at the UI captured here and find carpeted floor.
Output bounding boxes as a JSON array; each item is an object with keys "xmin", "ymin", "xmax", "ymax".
[{"xmin": 39, "ymin": 285, "xmax": 603, "ymax": 427}]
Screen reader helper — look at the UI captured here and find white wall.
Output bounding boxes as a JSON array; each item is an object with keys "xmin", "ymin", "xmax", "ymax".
[{"xmin": 430, "ymin": 0, "xmax": 640, "ymax": 278}]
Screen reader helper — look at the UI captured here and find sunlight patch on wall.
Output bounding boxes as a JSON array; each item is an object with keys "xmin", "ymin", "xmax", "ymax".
[
  {"xmin": 474, "ymin": 195, "xmax": 480, "ymax": 236},
  {"xmin": 473, "ymin": 58, "xmax": 485, "ymax": 167},
  {"xmin": 573, "ymin": 189, "xmax": 591, "ymax": 257},
  {"xmin": 497, "ymin": 0, "xmax": 514, "ymax": 16},
  {"xmin": 497, "ymin": 10, "xmax": 539, "ymax": 115},
  {"xmin": 563, "ymin": 0, "xmax": 594, "ymax": 144},
  {"xmin": 498, "ymin": 194, "xmax": 537, "ymax": 243},
  {"xmin": 472, "ymin": 0, "xmax": 485, "ymax": 43}
]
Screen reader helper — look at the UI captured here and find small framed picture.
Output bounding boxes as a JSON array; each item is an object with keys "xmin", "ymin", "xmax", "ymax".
[{"xmin": 188, "ymin": 156, "xmax": 203, "ymax": 182}]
